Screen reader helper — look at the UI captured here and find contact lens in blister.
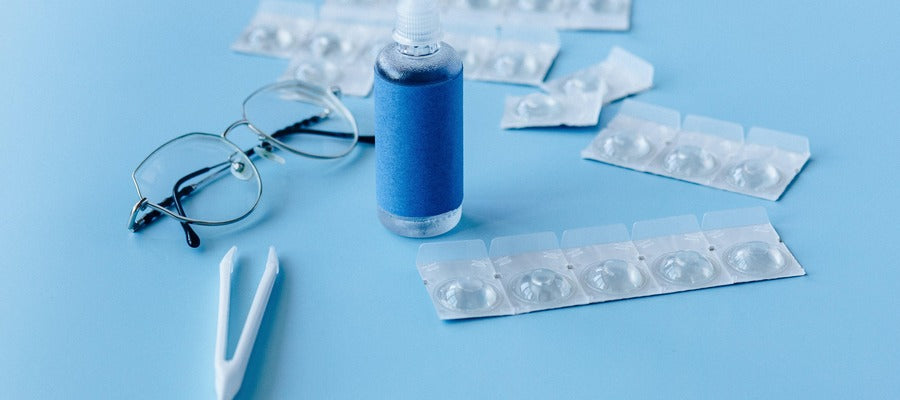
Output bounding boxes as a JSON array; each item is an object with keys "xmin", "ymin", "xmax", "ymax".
[
  {"xmin": 726, "ymin": 159, "xmax": 782, "ymax": 192},
  {"xmin": 493, "ymin": 52, "xmax": 539, "ymax": 78},
  {"xmin": 515, "ymin": 93, "xmax": 561, "ymax": 119},
  {"xmin": 562, "ymin": 74, "xmax": 602, "ymax": 94},
  {"xmin": 578, "ymin": 0, "xmax": 626, "ymax": 13},
  {"xmin": 516, "ymin": 0, "xmax": 564, "ymax": 12},
  {"xmin": 583, "ymin": 259, "xmax": 645, "ymax": 294},
  {"xmin": 724, "ymin": 241, "xmax": 787, "ymax": 276},
  {"xmin": 663, "ymin": 145, "xmax": 718, "ymax": 178},
  {"xmin": 435, "ymin": 277, "xmax": 500, "ymax": 312},
  {"xmin": 293, "ymin": 61, "xmax": 342, "ymax": 83},
  {"xmin": 600, "ymin": 131, "xmax": 652, "ymax": 162},
  {"xmin": 462, "ymin": 0, "xmax": 503, "ymax": 10},
  {"xmin": 246, "ymin": 26, "xmax": 294, "ymax": 52},
  {"xmin": 309, "ymin": 32, "xmax": 347, "ymax": 58},
  {"xmin": 458, "ymin": 49, "xmax": 481, "ymax": 72},
  {"xmin": 510, "ymin": 268, "xmax": 574, "ymax": 304},
  {"xmin": 654, "ymin": 250, "xmax": 717, "ymax": 286}
]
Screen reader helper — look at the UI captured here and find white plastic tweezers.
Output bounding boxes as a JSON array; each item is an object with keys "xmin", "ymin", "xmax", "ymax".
[{"xmin": 215, "ymin": 246, "xmax": 280, "ymax": 400}]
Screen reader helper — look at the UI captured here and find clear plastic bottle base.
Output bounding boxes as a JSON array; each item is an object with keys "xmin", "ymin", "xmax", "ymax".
[{"xmin": 378, "ymin": 206, "xmax": 462, "ymax": 238}]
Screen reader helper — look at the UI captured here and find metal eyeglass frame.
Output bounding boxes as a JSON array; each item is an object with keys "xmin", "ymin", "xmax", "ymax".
[{"xmin": 128, "ymin": 80, "xmax": 367, "ymax": 247}]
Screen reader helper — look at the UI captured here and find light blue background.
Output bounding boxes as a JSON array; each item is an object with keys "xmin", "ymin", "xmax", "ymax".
[{"xmin": 1, "ymin": 0, "xmax": 898, "ymax": 398}]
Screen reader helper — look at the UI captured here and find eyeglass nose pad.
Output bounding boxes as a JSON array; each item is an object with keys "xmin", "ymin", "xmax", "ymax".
[
  {"xmin": 228, "ymin": 152, "xmax": 256, "ymax": 181},
  {"xmin": 254, "ymin": 141, "xmax": 286, "ymax": 164}
]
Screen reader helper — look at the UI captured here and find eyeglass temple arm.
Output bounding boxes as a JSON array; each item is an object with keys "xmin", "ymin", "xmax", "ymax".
[{"xmin": 171, "ymin": 165, "xmax": 216, "ymax": 248}]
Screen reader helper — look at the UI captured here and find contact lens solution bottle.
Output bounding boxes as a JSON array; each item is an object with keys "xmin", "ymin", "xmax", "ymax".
[{"xmin": 374, "ymin": 0, "xmax": 464, "ymax": 237}]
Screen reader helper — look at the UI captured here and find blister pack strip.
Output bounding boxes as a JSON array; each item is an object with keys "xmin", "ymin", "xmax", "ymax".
[
  {"xmin": 233, "ymin": 2, "xmax": 392, "ymax": 97},
  {"xmin": 582, "ymin": 100, "xmax": 811, "ymax": 200},
  {"xmin": 449, "ymin": 25, "xmax": 560, "ymax": 86},
  {"xmin": 235, "ymin": 1, "xmax": 560, "ymax": 90},
  {"xmin": 501, "ymin": 47, "xmax": 652, "ymax": 129},
  {"xmin": 416, "ymin": 207, "xmax": 805, "ymax": 320},
  {"xmin": 321, "ymin": 0, "xmax": 632, "ymax": 31},
  {"xmin": 279, "ymin": 20, "xmax": 392, "ymax": 97},
  {"xmin": 231, "ymin": 1, "xmax": 318, "ymax": 59}
]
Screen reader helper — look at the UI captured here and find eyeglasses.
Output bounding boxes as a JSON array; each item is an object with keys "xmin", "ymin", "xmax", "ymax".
[{"xmin": 128, "ymin": 80, "xmax": 369, "ymax": 248}]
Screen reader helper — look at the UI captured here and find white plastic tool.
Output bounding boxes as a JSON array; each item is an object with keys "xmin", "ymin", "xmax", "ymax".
[{"xmin": 215, "ymin": 246, "xmax": 280, "ymax": 400}]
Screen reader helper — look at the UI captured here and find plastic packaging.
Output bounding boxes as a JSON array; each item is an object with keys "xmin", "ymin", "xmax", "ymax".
[
  {"xmin": 320, "ymin": 0, "xmax": 633, "ymax": 31},
  {"xmin": 501, "ymin": 47, "xmax": 653, "ymax": 129},
  {"xmin": 280, "ymin": 21, "xmax": 392, "ymax": 97},
  {"xmin": 541, "ymin": 46, "xmax": 654, "ymax": 104},
  {"xmin": 231, "ymin": 1, "xmax": 317, "ymax": 58},
  {"xmin": 416, "ymin": 207, "xmax": 805, "ymax": 320},
  {"xmin": 582, "ymin": 100, "xmax": 811, "ymax": 200},
  {"xmin": 490, "ymin": 232, "xmax": 589, "ymax": 313},
  {"xmin": 467, "ymin": 26, "xmax": 560, "ymax": 86}
]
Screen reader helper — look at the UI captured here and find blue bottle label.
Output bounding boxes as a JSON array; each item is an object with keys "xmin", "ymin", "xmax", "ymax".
[{"xmin": 375, "ymin": 72, "xmax": 464, "ymax": 218}]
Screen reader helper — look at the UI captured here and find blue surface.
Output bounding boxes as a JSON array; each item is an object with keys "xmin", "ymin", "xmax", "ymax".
[
  {"xmin": 374, "ymin": 42, "xmax": 464, "ymax": 217},
  {"xmin": 1, "ymin": 1, "xmax": 899, "ymax": 399}
]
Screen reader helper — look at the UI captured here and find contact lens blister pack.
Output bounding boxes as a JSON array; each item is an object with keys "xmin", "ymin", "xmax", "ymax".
[
  {"xmin": 501, "ymin": 47, "xmax": 653, "ymax": 129},
  {"xmin": 416, "ymin": 207, "xmax": 805, "ymax": 320},
  {"xmin": 232, "ymin": 1, "xmax": 317, "ymax": 58},
  {"xmin": 280, "ymin": 21, "xmax": 392, "ymax": 96},
  {"xmin": 582, "ymin": 100, "xmax": 811, "ymax": 200},
  {"xmin": 490, "ymin": 232, "xmax": 590, "ymax": 313}
]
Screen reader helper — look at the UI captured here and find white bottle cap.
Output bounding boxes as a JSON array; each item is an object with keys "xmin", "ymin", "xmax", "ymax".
[{"xmin": 393, "ymin": 0, "xmax": 442, "ymax": 46}]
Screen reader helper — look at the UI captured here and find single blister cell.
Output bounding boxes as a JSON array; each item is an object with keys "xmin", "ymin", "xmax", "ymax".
[
  {"xmin": 661, "ymin": 146, "xmax": 718, "ymax": 177},
  {"xmin": 652, "ymin": 250, "xmax": 718, "ymax": 286},
  {"xmin": 710, "ymin": 127, "xmax": 810, "ymax": 201},
  {"xmin": 417, "ymin": 240, "xmax": 514, "ymax": 320},
  {"xmin": 632, "ymin": 214, "xmax": 735, "ymax": 293},
  {"xmin": 244, "ymin": 25, "xmax": 297, "ymax": 53},
  {"xmin": 435, "ymin": 276, "xmax": 503, "ymax": 312},
  {"xmin": 561, "ymin": 224, "xmax": 661, "ymax": 302},
  {"xmin": 645, "ymin": 114, "xmax": 744, "ymax": 185},
  {"xmin": 726, "ymin": 159, "xmax": 782, "ymax": 191},
  {"xmin": 701, "ymin": 207, "xmax": 805, "ymax": 283},
  {"xmin": 576, "ymin": 0, "xmax": 628, "ymax": 13},
  {"xmin": 490, "ymin": 232, "xmax": 589, "ymax": 314},
  {"xmin": 582, "ymin": 259, "xmax": 646, "ymax": 294},
  {"xmin": 304, "ymin": 23, "xmax": 361, "ymax": 62},
  {"xmin": 582, "ymin": 100, "xmax": 680, "ymax": 171},
  {"xmin": 508, "ymin": 268, "xmax": 575, "ymax": 304},
  {"xmin": 597, "ymin": 128, "xmax": 654, "ymax": 162},
  {"xmin": 292, "ymin": 60, "xmax": 343, "ymax": 83},
  {"xmin": 515, "ymin": 0, "xmax": 565, "ymax": 12},
  {"xmin": 723, "ymin": 241, "xmax": 788, "ymax": 277},
  {"xmin": 501, "ymin": 91, "xmax": 604, "ymax": 129}
]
